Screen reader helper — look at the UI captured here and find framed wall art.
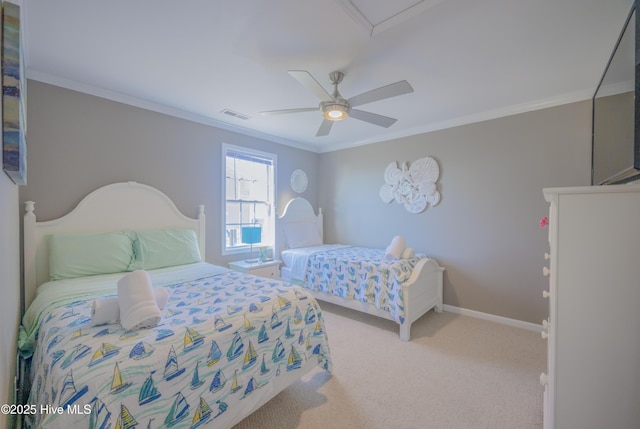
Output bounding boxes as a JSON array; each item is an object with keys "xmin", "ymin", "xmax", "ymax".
[{"xmin": 2, "ymin": 2, "xmax": 26, "ymax": 185}]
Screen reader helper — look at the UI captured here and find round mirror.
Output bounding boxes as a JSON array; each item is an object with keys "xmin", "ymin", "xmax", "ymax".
[{"xmin": 290, "ymin": 169, "xmax": 308, "ymax": 193}]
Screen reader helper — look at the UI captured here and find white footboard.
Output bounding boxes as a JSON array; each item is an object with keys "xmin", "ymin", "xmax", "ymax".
[
  {"xmin": 399, "ymin": 257, "xmax": 445, "ymax": 341},
  {"xmin": 296, "ymin": 257, "xmax": 444, "ymax": 342}
]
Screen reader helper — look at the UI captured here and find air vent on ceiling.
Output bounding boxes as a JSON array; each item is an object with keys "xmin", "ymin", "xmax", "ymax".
[{"xmin": 221, "ymin": 109, "xmax": 251, "ymax": 120}]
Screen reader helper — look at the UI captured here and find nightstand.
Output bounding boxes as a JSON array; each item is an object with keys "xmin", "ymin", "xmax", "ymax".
[{"xmin": 228, "ymin": 259, "xmax": 281, "ymax": 279}]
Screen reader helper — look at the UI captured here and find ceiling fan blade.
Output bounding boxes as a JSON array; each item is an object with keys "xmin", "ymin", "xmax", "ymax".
[
  {"xmin": 350, "ymin": 109, "xmax": 397, "ymax": 128},
  {"xmin": 348, "ymin": 80, "xmax": 413, "ymax": 107},
  {"xmin": 260, "ymin": 107, "xmax": 318, "ymax": 116},
  {"xmin": 316, "ymin": 119, "xmax": 334, "ymax": 136},
  {"xmin": 288, "ymin": 70, "xmax": 333, "ymax": 102}
]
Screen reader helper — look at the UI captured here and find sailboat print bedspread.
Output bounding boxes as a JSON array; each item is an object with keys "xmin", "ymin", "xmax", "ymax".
[
  {"xmin": 302, "ymin": 247, "xmax": 424, "ymax": 324},
  {"xmin": 23, "ymin": 266, "xmax": 332, "ymax": 429}
]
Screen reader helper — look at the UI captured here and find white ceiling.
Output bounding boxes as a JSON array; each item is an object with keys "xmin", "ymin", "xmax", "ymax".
[{"xmin": 24, "ymin": 0, "xmax": 634, "ymax": 153}]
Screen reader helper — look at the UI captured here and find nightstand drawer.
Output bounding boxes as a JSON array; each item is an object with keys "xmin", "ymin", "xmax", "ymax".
[
  {"xmin": 250, "ymin": 265, "xmax": 280, "ymax": 279},
  {"xmin": 228, "ymin": 260, "xmax": 281, "ymax": 280}
]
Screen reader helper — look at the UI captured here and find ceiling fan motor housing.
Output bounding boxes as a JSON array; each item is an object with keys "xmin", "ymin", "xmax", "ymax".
[{"xmin": 322, "ymin": 71, "xmax": 350, "ymax": 120}]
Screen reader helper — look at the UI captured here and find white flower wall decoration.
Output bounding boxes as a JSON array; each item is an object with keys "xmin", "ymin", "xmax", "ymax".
[{"xmin": 379, "ymin": 156, "xmax": 441, "ymax": 213}]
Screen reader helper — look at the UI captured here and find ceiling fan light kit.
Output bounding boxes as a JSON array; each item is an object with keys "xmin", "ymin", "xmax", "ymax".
[
  {"xmin": 260, "ymin": 70, "xmax": 413, "ymax": 136},
  {"xmin": 321, "ymin": 102, "xmax": 350, "ymax": 120}
]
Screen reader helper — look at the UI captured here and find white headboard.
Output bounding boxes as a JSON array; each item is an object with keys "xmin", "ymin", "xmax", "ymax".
[
  {"xmin": 23, "ymin": 182, "xmax": 206, "ymax": 309},
  {"xmin": 276, "ymin": 197, "xmax": 323, "ymax": 259}
]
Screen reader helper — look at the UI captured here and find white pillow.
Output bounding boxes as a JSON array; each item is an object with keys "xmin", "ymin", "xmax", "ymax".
[{"xmin": 284, "ymin": 222, "xmax": 322, "ymax": 249}]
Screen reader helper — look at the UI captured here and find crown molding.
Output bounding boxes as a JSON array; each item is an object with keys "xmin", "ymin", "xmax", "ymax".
[
  {"xmin": 316, "ymin": 88, "xmax": 594, "ymax": 153},
  {"xmin": 335, "ymin": 0, "xmax": 445, "ymax": 37},
  {"xmin": 26, "ymin": 69, "xmax": 315, "ymax": 153},
  {"xmin": 27, "ymin": 69, "xmax": 593, "ymax": 155}
]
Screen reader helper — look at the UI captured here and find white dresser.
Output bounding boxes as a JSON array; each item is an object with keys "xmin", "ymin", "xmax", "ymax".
[{"xmin": 541, "ymin": 185, "xmax": 640, "ymax": 429}]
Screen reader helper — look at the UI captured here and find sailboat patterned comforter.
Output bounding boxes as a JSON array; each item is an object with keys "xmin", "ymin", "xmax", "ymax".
[
  {"xmin": 302, "ymin": 247, "xmax": 424, "ymax": 324},
  {"xmin": 24, "ymin": 266, "xmax": 332, "ymax": 429}
]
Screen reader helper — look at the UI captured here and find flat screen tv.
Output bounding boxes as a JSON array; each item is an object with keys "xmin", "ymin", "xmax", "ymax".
[{"xmin": 592, "ymin": 1, "xmax": 640, "ymax": 185}]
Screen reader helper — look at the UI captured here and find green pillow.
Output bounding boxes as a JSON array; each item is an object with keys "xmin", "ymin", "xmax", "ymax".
[
  {"xmin": 49, "ymin": 231, "xmax": 136, "ymax": 280},
  {"xmin": 132, "ymin": 229, "xmax": 202, "ymax": 270}
]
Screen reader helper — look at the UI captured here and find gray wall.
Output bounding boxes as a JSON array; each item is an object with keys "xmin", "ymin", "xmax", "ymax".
[
  {"xmin": 319, "ymin": 101, "xmax": 591, "ymax": 323},
  {"xmin": 0, "ymin": 174, "xmax": 20, "ymax": 429},
  {"xmin": 22, "ymin": 80, "xmax": 591, "ymax": 326},
  {"xmin": 21, "ymin": 80, "xmax": 320, "ymax": 266}
]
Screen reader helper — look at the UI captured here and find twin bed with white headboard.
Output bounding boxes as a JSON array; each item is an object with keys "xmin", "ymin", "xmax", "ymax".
[
  {"xmin": 20, "ymin": 182, "xmax": 331, "ymax": 429},
  {"xmin": 277, "ymin": 197, "xmax": 444, "ymax": 341}
]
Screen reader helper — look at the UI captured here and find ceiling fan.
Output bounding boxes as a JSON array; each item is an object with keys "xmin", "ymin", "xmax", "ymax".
[{"xmin": 260, "ymin": 70, "xmax": 414, "ymax": 137}]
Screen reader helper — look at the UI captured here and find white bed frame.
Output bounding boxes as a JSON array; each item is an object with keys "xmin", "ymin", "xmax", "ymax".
[
  {"xmin": 23, "ymin": 181, "xmax": 206, "ymax": 310},
  {"xmin": 23, "ymin": 182, "xmax": 330, "ymax": 428},
  {"xmin": 277, "ymin": 197, "xmax": 444, "ymax": 341}
]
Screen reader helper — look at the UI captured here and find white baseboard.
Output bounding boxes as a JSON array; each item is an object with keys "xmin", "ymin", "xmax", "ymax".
[{"xmin": 442, "ymin": 304, "xmax": 542, "ymax": 332}]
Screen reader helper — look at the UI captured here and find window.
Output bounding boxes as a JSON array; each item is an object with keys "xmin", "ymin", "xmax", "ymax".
[{"xmin": 222, "ymin": 144, "xmax": 276, "ymax": 255}]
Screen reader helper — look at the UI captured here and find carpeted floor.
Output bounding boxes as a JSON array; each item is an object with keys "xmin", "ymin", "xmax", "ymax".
[{"xmin": 233, "ymin": 302, "xmax": 546, "ymax": 429}]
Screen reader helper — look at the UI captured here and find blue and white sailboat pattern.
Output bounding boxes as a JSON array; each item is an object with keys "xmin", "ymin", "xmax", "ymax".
[
  {"xmin": 303, "ymin": 246, "xmax": 425, "ymax": 323},
  {"xmin": 24, "ymin": 269, "xmax": 332, "ymax": 429},
  {"xmin": 138, "ymin": 372, "xmax": 161, "ymax": 405}
]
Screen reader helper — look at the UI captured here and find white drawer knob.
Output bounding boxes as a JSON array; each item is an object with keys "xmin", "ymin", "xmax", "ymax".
[
  {"xmin": 543, "ymin": 267, "xmax": 550, "ymax": 276},
  {"xmin": 540, "ymin": 372, "xmax": 548, "ymax": 386},
  {"xmin": 544, "ymin": 252, "xmax": 550, "ymax": 260},
  {"xmin": 541, "ymin": 331, "xmax": 548, "ymax": 339},
  {"xmin": 542, "ymin": 319, "xmax": 548, "ymax": 329},
  {"xmin": 543, "ymin": 290, "xmax": 550, "ymax": 298}
]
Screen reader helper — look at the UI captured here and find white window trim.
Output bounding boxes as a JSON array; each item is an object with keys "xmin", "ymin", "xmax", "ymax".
[{"xmin": 221, "ymin": 143, "xmax": 277, "ymax": 256}]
